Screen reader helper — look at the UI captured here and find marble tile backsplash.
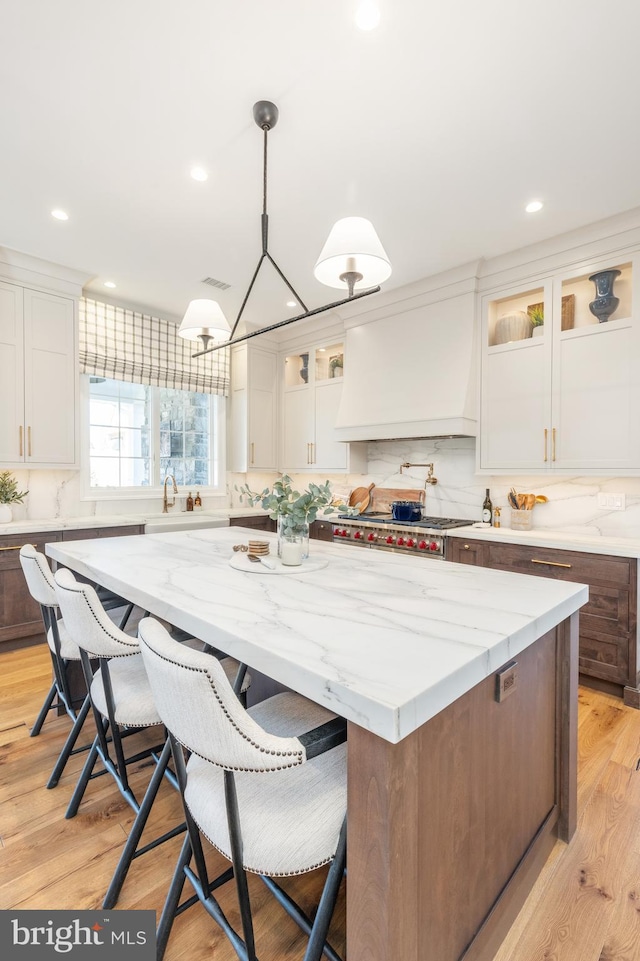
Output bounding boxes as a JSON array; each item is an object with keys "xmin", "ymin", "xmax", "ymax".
[{"xmin": 9, "ymin": 438, "xmax": 640, "ymax": 540}]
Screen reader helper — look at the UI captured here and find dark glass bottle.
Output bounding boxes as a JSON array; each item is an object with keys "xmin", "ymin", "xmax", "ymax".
[
  {"xmin": 482, "ymin": 489, "xmax": 493, "ymax": 524},
  {"xmin": 186, "ymin": 492, "xmax": 194, "ymax": 512}
]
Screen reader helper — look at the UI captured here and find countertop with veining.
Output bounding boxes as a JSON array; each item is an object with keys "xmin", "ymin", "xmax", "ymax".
[
  {"xmin": 47, "ymin": 526, "xmax": 586, "ymax": 744},
  {"xmin": 447, "ymin": 524, "xmax": 640, "ymax": 559},
  {"xmin": 0, "ymin": 507, "xmax": 268, "ymax": 537}
]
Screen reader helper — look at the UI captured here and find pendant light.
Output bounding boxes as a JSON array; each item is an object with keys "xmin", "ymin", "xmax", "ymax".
[
  {"xmin": 181, "ymin": 101, "xmax": 391, "ymax": 356},
  {"xmin": 178, "ymin": 299, "xmax": 231, "ymax": 352}
]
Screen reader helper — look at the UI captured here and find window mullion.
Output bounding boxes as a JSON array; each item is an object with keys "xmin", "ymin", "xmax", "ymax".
[{"xmin": 151, "ymin": 388, "xmax": 161, "ymax": 485}]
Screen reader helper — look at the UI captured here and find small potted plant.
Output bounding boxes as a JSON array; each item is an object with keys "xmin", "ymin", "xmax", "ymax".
[
  {"xmin": 529, "ymin": 305, "xmax": 544, "ymax": 337},
  {"xmin": 329, "ymin": 354, "xmax": 344, "ymax": 378},
  {"xmin": 0, "ymin": 470, "xmax": 28, "ymax": 522},
  {"xmin": 237, "ymin": 474, "xmax": 344, "ymax": 565}
]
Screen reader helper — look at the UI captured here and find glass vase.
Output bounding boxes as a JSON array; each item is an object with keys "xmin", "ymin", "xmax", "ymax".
[{"xmin": 277, "ymin": 517, "xmax": 309, "ymax": 565}]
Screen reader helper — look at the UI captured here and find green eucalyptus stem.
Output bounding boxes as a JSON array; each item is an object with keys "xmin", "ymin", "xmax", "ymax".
[{"xmin": 235, "ymin": 474, "xmax": 348, "ymax": 536}]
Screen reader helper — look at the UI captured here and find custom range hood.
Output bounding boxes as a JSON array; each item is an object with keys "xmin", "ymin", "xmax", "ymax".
[{"xmin": 333, "ymin": 265, "xmax": 478, "ymax": 442}]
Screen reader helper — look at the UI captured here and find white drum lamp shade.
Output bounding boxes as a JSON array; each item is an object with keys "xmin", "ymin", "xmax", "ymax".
[
  {"xmin": 314, "ymin": 216, "xmax": 392, "ymax": 290},
  {"xmin": 178, "ymin": 299, "xmax": 231, "ymax": 346}
]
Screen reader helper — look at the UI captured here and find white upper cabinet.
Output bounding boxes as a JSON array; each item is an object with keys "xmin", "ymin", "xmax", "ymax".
[
  {"xmin": 0, "ymin": 282, "xmax": 77, "ymax": 467},
  {"xmin": 228, "ymin": 344, "xmax": 277, "ymax": 472},
  {"xmin": 281, "ymin": 340, "xmax": 366, "ymax": 473},
  {"xmin": 479, "ymin": 257, "xmax": 640, "ymax": 473}
]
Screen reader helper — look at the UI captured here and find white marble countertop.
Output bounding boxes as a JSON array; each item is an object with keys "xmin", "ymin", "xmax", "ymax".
[
  {"xmin": 447, "ymin": 524, "xmax": 640, "ymax": 559},
  {"xmin": 47, "ymin": 526, "xmax": 587, "ymax": 744},
  {"xmin": 0, "ymin": 507, "xmax": 269, "ymax": 537}
]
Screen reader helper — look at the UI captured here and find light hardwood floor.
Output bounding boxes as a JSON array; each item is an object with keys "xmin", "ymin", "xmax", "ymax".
[{"xmin": 1, "ymin": 641, "xmax": 640, "ymax": 960}]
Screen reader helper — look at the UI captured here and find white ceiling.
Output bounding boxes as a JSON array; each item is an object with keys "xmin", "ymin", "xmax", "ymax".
[{"xmin": 2, "ymin": 0, "xmax": 640, "ymax": 331}]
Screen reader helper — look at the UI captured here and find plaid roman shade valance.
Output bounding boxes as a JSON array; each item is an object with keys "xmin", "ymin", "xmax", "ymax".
[{"xmin": 79, "ymin": 298, "xmax": 229, "ymax": 396}]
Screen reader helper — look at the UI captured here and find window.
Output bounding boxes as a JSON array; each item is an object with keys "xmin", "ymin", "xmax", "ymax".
[{"xmin": 86, "ymin": 377, "xmax": 223, "ymax": 492}]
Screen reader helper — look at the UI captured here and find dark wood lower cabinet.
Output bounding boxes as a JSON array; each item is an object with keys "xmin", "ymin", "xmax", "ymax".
[
  {"xmin": 229, "ymin": 515, "xmax": 276, "ymax": 532},
  {"xmin": 0, "ymin": 525, "xmax": 143, "ymax": 646},
  {"xmin": 0, "ymin": 531, "xmax": 62, "ymax": 643},
  {"xmin": 448, "ymin": 536, "xmax": 639, "ymax": 705},
  {"xmin": 231, "ymin": 516, "xmax": 333, "ymax": 540},
  {"xmin": 310, "ymin": 519, "xmax": 334, "ymax": 541}
]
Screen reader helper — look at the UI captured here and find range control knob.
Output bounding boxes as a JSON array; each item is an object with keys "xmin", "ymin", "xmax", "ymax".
[
  {"xmin": 397, "ymin": 536, "xmax": 405, "ymax": 546},
  {"xmin": 341, "ymin": 529, "xmax": 350, "ymax": 538},
  {"xmin": 354, "ymin": 530, "xmax": 363, "ymax": 540},
  {"xmin": 385, "ymin": 535, "xmax": 395, "ymax": 545},
  {"xmin": 418, "ymin": 540, "xmax": 428, "ymax": 550},
  {"xmin": 429, "ymin": 540, "xmax": 439, "ymax": 551},
  {"xmin": 406, "ymin": 538, "xmax": 415, "ymax": 548},
  {"xmin": 367, "ymin": 532, "xmax": 377, "ymax": 542}
]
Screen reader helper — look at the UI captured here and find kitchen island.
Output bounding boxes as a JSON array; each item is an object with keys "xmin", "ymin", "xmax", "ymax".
[{"xmin": 47, "ymin": 527, "xmax": 587, "ymax": 961}]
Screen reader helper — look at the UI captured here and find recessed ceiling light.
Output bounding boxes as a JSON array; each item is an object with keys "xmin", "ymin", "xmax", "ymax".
[
  {"xmin": 190, "ymin": 166, "xmax": 208, "ymax": 182},
  {"xmin": 355, "ymin": 0, "xmax": 381, "ymax": 30},
  {"xmin": 286, "ymin": 300, "xmax": 297, "ymax": 308},
  {"xmin": 103, "ymin": 281, "xmax": 117, "ymax": 289},
  {"xmin": 51, "ymin": 209, "xmax": 69, "ymax": 221},
  {"xmin": 525, "ymin": 200, "xmax": 543, "ymax": 213},
  {"xmin": 318, "ymin": 347, "xmax": 326, "ymax": 352}
]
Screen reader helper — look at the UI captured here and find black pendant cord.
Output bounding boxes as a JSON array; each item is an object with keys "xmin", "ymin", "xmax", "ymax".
[{"xmin": 228, "ymin": 121, "xmax": 309, "ymax": 342}]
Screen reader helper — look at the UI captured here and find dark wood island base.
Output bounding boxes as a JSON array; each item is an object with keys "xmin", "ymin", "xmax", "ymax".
[{"xmin": 347, "ymin": 613, "xmax": 578, "ymax": 961}]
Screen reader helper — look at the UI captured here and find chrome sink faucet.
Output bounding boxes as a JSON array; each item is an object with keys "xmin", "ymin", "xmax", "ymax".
[{"xmin": 163, "ymin": 474, "xmax": 178, "ymax": 513}]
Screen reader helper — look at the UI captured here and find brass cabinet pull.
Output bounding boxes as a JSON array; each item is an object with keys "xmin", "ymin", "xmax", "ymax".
[
  {"xmin": 543, "ymin": 428, "xmax": 548, "ymax": 463},
  {"xmin": 531, "ymin": 558, "xmax": 572, "ymax": 569},
  {"xmin": 250, "ymin": 441, "xmax": 255, "ymax": 465},
  {"xmin": 28, "ymin": 425, "xmax": 32, "ymax": 457},
  {"xmin": 0, "ymin": 544, "xmax": 35, "ymax": 552},
  {"xmin": 311, "ymin": 442, "xmax": 315, "ymax": 464},
  {"xmin": 307, "ymin": 442, "xmax": 311, "ymax": 465},
  {"xmin": 19, "ymin": 425, "xmax": 23, "ymax": 457},
  {"xmin": 463, "ymin": 544, "xmax": 471, "ymax": 550},
  {"xmin": 552, "ymin": 427, "xmax": 556, "ymax": 462}
]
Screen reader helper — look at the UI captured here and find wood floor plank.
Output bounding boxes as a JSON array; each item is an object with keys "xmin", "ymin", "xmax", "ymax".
[{"xmin": 2, "ymin": 642, "xmax": 640, "ymax": 961}]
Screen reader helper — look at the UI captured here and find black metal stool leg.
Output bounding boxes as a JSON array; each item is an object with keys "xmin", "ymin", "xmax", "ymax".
[
  {"xmin": 156, "ymin": 835, "xmax": 192, "ymax": 961},
  {"xmin": 47, "ymin": 692, "xmax": 92, "ymax": 788},
  {"xmin": 65, "ymin": 733, "xmax": 101, "ymax": 818},
  {"xmin": 303, "ymin": 819, "xmax": 347, "ymax": 961},
  {"xmin": 30, "ymin": 680, "xmax": 58, "ymax": 737},
  {"xmin": 103, "ymin": 738, "xmax": 178, "ymax": 908}
]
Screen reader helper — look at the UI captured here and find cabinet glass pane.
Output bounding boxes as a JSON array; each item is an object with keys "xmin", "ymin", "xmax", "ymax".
[
  {"xmin": 284, "ymin": 352, "xmax": 310, "ymax": 387},
  {"xmin": 561, "ymin": 261, "xmax": 631, "ymax": 330},
  {"xmin": 315, "ymin": 342, "xmax": 344, "ymax": 381},
  {"xmin": 488, "ymin": 288, "xmax": 544, "ymax": 347}
]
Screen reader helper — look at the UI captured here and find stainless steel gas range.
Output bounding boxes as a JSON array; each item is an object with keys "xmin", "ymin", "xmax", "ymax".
[{"xmin": 332, "ymin": 513, "xmax": 474, "ymax": 559}]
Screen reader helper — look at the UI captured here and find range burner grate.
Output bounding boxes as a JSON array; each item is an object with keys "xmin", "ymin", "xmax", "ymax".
[{"xmin": 337, "ymin": 514, "xmax": 474, "ymax": 530}]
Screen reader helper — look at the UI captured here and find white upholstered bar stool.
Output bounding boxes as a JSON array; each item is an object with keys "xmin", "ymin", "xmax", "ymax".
[
  {"xmin": 20, "ymin": 546, "xmax": 136, "ymax": 715},
  {"xmin": 53, "ymin": 567, "xmax": 167, "ymax": 819},
  {"xmin": 138, "ymin": 616, "xmax": 347, "ymax": 961},
  {"xmin": 54, "ymin": 564, "xmax": 253, "ymax": 913},
  {"xmin": 19, "ymin": 545, "xmax": 86, "ymax": 732},
  {"xmin": 19, "ymin": 544, "xmax": 103, "ymax": 789}
]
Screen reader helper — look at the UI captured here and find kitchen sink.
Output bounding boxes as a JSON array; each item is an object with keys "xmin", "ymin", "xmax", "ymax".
[{"xmin": 144, "ymin": 514, "xmax": 229, "ymax": 535}]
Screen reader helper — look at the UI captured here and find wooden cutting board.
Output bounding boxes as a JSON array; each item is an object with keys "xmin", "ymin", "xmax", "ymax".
[
  {"xmin": 368, "ymin": 488, "xmax": 425, "ymax": 514},
  {"xmin": 348, "ymin": 483, "xmax": 375, "ymax": 513}
]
